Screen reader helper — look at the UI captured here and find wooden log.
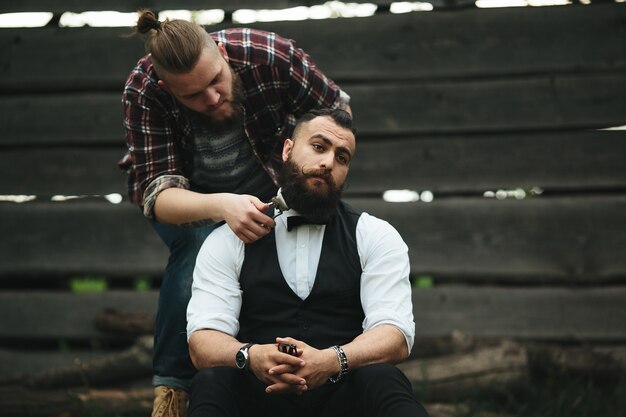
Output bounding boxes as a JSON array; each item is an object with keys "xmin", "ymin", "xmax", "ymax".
[
  {"xmin": 527, "ymin": 344, "xmax": 626, "ymax": 380},
  {"xmin": 94, "ymin": 308, "xmax": 155, "ymax": 336},
  {"xmin": 3, "ymin": 341, "xmax": 623, "ymax": 416},
  {"xmin": 0, "ymin": 386, "xmax": 84, "ymax": 417},
  {"xmin": 425, "ymin": 403, "xmax": 517, "ymax": 417},
  {"xmin": 398, "ymin": 340, "xmax": 529, "ymax": 402},
  {"xmin": 0, "ymin": 386, "xmax": 521, "ymax": 417},
  {"xmin": 23, "ymin": 336, "xmax": 153, "ymax": 389},
  {"xmin": 411, "ymin": 331, "xmax": 476, "ymax": 358},
  {"xmin": 77, "ymin": 387, "xmax": 153, "ymax": 415},
  {"xmin": 0, "ymin": 349, "xmax": 116, "ymax": 383},
  {"xmin": 0, "ymin": 386, "xmax": 152, "ymax": 417}
]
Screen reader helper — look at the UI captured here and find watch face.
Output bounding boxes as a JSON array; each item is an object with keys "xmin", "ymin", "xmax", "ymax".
[{"xmin": 236, "ymin": 350, "xmax": 247, "ymax": 370}]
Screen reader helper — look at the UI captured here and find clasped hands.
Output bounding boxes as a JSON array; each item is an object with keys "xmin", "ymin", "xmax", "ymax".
[{"xmin": 248, "ymin": 337, "xmax": 340, "ymax": 395}]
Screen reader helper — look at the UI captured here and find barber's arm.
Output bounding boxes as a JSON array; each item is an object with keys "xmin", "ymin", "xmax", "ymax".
[
  {"xmin": 153, "ymin": 188, "xmax": 274, "ymax": 243},
  {"xmin": 336, "ymin": 89, "xmax": 352, "ymax": 116},
  {"xmin": 124, "ymin": 76, "xmax": 274, "ymax": 243}
]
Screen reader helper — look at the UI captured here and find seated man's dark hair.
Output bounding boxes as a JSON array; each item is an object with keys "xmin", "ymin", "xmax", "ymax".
[{"xmin": 293, "ymin": 108, "xmax": 356, "ymax": 138}]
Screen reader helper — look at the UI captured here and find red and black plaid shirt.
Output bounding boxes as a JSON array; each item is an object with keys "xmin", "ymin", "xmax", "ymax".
[{"xmin": 120, "ymin": 28, "xmax": 343, "ymax": 208}]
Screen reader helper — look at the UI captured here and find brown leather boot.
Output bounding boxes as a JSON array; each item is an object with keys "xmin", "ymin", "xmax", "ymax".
[{"xmin": 152, "ymin": 386, "xmax": 189, "ymax": 417}]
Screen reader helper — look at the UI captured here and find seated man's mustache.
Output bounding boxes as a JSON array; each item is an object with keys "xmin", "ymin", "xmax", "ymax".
[{"xmin": 300, "ymin": 166, "xmax": 333, "ymax": 181}]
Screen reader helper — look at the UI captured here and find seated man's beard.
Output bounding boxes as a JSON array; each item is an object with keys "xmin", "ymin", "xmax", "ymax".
[{"xmin": 279, "ymin": 157, "xmax": 343, "ymax": 224}]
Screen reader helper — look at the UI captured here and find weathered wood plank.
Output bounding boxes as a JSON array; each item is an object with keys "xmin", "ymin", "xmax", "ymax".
[
  {"xmin": 0, "ymin": 291, "xmax": 158, "ymax": 339},
  {"xmin": 0, "ymin": 0, "xmax": 389, "ymax": 14},
  {"xmin": 258, "ymin": 3, "xmax": 626, "ymax": 81},
  {"xmin": 0, "ymin": 202, "xmax": 168, "ymax": 278},
  {"xmin": 0, "ymin": 93, "xmax": 123, "ymax": 146},
  {"xmin": 347, "ymin": 130, "xmax": 626, "ymax": 194},
  {"xmin": 1, "ymin": 4, "xmax": 625, "ymax": 91},
  {"xmin": 0, "ymin": 349, "xmax": 117, "ymax": 382},
  {"xmin": 0, "ymin": 27, "xmax": 143, "ymax": 93},
  {"xmin": 0, "ymin": 285, "xmax": 623, "ymax": 341},
  {"xmin": 3, "ymin": 72, "xmax": 626, "ymax": 147},
  {"xmin": 0, "ymin": 147, "xmax": 128, "ymax": 195},
  {"xmin": 348, "ymin": 196, "xmax": 626, "ymax": 283},
  {"xmin": 350, "ymin": 73, "xmax": 626, "ymax": 135},
  {"xmin": 2, "ymin": 130, "xmax": 625, "ymax": 196},
  {"xmin": 410, "ymin": 285, "xmax": 626, "ymax": 341},
  {"xmin": 1, "ymin": 196, "xmax": 625, "ymax": 283}
]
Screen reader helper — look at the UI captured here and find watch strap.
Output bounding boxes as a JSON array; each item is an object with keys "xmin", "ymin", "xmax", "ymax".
[{"xmin": 240, "ymin": 342, "xmax": 254, "ymax": 351}]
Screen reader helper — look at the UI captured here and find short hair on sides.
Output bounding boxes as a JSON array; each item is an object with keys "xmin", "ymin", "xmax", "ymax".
[{"xmin": 293, "ymin": 108, "xmax": 356, "ymax": 140}]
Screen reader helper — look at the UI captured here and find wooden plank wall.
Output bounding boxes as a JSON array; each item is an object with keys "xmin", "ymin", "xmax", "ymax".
[{"xmin": 1, "ymin": 1, "xmax": 625, "ymax": 383}]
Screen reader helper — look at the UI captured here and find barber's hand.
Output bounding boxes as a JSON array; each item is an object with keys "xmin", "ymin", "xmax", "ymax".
[
  {"xmin": 248, "ymin": 343, "xmax": 308, "ymax": 395},
  {"xmin": 221, "ymin": 194, "xmax": 275, "ymax": 243},
  {"xmin": 267, "ymin": 337, "xmax": 340, "ymax": 392}
]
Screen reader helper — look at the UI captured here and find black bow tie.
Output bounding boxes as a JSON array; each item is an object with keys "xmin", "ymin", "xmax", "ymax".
[{"xmin": 287, "ymin": 216, "xmax": 326, "ymax": 231}]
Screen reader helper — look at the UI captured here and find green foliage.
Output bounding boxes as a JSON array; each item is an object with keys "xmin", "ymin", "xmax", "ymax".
[
  {"xmin": 134, "ymin": 276, "xmax": 151, "ymax": 291},
  {"xmin": 413, "ymin": 275, "xmax": 434, "ymax": 288},
  {"xmin": 70, "ymin": 277, "xmax": 107, "ymax": 293}
]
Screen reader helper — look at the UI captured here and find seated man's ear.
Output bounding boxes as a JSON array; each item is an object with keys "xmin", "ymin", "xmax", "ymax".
[{"xmin": 282, "ymin": 138, "xmax": 294, "ymax": 162}]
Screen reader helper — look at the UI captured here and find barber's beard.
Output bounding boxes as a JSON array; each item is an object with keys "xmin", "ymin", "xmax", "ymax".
[
  {"xmin": 279, "ymin": 157, "xmax": 343, "ymax": 224},
  {"xmin": 201, "ymin": 68, "xmax": 245, "ymax": 132}
]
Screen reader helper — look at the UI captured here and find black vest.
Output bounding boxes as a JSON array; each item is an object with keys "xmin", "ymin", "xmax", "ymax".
[{"xmin": 238, "ymin": 202, "xmax": 364, "ymax": 349}]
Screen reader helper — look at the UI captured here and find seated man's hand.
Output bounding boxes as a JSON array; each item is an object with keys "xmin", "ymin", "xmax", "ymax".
[
  {"xmin": 267, "ymin": 337, "xmax": 340, "ymax": 392},
  {"xmin": 247, "ymin": 343, "xmax": 308, "ymax": 395}
]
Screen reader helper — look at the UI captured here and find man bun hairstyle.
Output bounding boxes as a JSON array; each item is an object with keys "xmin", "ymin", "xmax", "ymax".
[{"xmin": 134, "ymin": 9, "xmax": 210, "ymax": 75}]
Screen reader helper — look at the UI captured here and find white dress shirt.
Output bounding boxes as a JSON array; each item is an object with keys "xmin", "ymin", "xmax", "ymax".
[{"xmin": 187, "ymin": 208, "xmax": 416, "ymax": 352}]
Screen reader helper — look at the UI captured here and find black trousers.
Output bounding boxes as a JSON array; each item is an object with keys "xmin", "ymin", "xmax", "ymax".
[{"xmin": 188, "ymin": 363, "xmax": 429, "ymax": 417}]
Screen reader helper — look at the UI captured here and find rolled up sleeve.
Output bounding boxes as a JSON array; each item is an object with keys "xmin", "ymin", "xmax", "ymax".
[
  {"xmin": 186, "ymin": 225, "xmax": 245, "ymax": 340},
  {"xmin": 357, "ymin": 213, "xmax": 416, "ymax": 354}
]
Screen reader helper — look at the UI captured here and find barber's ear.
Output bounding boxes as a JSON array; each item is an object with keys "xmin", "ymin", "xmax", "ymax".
[
  {"xmin": 157, "ymin": 80, "xmax": 171, "ymax": 93},
  {"xmin": 282, "ymin": 139, "xmax": 293, "ymax": 162},
  {"xmin": 217, "ymin": 42, "xmax": 229, "ymax": 62}
]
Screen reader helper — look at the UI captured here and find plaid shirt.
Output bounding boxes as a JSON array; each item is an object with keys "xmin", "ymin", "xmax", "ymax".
[{"xmin": 120, "ymin": 28, "xmax": 345, "ymax": 210}]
